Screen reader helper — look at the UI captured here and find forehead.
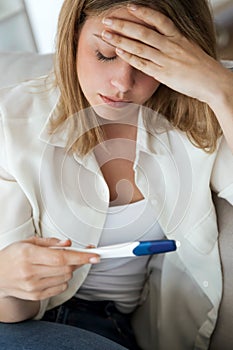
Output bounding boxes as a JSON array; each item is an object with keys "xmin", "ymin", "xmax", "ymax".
[
  {"xmin": 102, "ymin": 6, "xmax": 145, "ymax": 23},
  {"xmin": 84, "ymin": 6, "xmax": 146, "ymax": 33}
]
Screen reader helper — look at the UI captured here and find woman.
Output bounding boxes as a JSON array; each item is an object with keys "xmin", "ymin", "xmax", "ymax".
[{"xmin": 0, "ymin": 0, "xmax": 233, "ymax": 349}]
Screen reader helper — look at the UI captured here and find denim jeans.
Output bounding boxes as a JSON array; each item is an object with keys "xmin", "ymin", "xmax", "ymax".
[
  {"xmin": 42, "ymin": 297, "xmax": 141, "ymax": 350},
  {"xmin": 0, "ymin": 320, "xmax": 127, "ymax": 350}
]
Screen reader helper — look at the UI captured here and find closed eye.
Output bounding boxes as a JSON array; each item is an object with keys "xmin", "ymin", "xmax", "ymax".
[{"xmin": 96, "ymin": 50, "xmax": 117, "ymax": 62}]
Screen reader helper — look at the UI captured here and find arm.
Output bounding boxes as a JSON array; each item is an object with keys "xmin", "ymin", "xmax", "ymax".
[
  {"xmin": 206, "ymin": 66, "xmax": 233, "ymax": 153},
  {"xmin": 0, "ymin": 163, "xmax": 40, "ymax": 322},
  {"xmin": 101, "ymin": 5, "xmax": 233, "ymax": 152},
  {"xmin": 0, "ymin": 133, "xmax": 99, "ymax": 323},
  {"xmin": 210, "ymin": 136, "xmax": 233, "ymax": 205}
]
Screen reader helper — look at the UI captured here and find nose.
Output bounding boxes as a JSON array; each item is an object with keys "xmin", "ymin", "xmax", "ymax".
[{"xmin": 110, "ymin": 61, "xmax": 135, "ymax": 93}]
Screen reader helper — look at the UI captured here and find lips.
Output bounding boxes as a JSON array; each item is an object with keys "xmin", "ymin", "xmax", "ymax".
[{"xmin": 99, "ymin": 94, "xmax": 132, "ymax": 108}]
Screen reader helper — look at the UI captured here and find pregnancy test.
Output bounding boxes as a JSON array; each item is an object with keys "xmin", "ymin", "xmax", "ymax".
[{"xmin": 53, "ymin": 240, "xmax": 179, "ymax": 259}]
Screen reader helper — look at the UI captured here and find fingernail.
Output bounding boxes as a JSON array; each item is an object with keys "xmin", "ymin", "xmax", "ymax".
[
  {"xmin": 116, "ymin": 48, "xmax": 125, "ymax": 55},
  {"xmin": 102, "ymin": 18, "xmax": 113, "ymax": 26},
  {"xmin": 89, "ymin": 256, "xmax": 100, "ymax": 264},
  {"xmin": 128, "ymin": 4, "xmax": 138, "ymax": 11},
  {"xmin": 102, "ymin": 30, "xmax": 113, "ymax": 40},
  {"xmin": 57, "ymin": 239, "xmax": 70, "ymax": 245}
]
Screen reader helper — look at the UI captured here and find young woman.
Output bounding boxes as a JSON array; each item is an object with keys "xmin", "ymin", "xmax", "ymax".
[{"xmin": 0, "ymin": 0, "xmax": 233, "ymax": 349}]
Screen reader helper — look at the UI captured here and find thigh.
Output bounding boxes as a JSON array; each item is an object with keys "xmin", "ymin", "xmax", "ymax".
[
  {"xmin": 0, "ymin": 320, "xmax": 127, "ymax": 350},
  {"xmin": 42, "ymin": 298, "xmax": 141, "ymax": 350}
]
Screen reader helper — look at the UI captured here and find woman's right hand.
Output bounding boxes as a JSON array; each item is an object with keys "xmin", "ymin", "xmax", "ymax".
[{"xmin": 0, "ymin": 236, "xmax": 100, "ymax": 301}]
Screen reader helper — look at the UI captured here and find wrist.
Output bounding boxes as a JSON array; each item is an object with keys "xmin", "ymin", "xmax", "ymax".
[
  {"xmin": 0, "ymin": 289, "xmax": 10, "ymax": 299},
  {"xmin": 206, "ymin": 69, "xmax": 233, "ymax": 114},
  {"xmin": 0, "ymin": 296, "xmax": 40, "ymax": 322}
]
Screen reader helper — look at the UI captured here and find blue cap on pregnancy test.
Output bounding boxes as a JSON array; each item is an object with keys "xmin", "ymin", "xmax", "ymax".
[{"xmin": 132, "ymin": 239, "xmax": 179, "ymax": 256}]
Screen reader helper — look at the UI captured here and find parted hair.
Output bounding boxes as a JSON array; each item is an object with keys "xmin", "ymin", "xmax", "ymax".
[{"xmin": 53, "ymin": 0, "xmax": 221, "ymax": 155}]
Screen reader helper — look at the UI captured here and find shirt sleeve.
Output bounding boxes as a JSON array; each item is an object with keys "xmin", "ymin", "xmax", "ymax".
[
  {"xmin": 0, "ymin": 113, "xmax": 36, "ymax": 250},
  {"xmin": 0, "ymin": 112, "xmax": 50, "ymax": 318},
  {"xmin": 210, "ymin": 136, "xmax": 233, "ymax": 205}
]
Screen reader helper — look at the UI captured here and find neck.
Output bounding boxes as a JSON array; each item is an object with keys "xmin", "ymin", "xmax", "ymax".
[{"xmin": 99, "ymin": 113, "xmax": 138, "ymax": 141}]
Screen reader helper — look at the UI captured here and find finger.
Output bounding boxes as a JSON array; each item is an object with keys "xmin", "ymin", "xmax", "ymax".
[
  {"xmin": 102, "ymin": 30, "xmax": 166, "ymax": 66},
  {"xmin": 9, "ymin": 283, "xmax": 69, "ymax": 301},
  {"xmin": 16, "ymin": 272, "xmax": 73, "ymax": 295},
  {"xmin": 30, "ymin": 246, "xmax": 100, "ymax": 266},
  {"xmin": 39, "ymin": 283, "xmax": 69, "ymax": 300},
  {"xmin": 24, "ymin": 236, "xmax": 71, "ymax": 248},
  {"xmin": 127, "ymin": 4, "xmax": 178, "ymax": 37},
  {"xmin": 102, "ymin": 17, "xmax": 167, "ymax": 51},
  {"xmin": 36, "ymin": 274, "xmax": 73, "ymax": 291},
  {"xmin": 115, "ymin": 48, "xmax": 163, "ymax": 81},
  {"xmin": 32, "ymin": 264, "xmax": 74, "ymax": 278},
  {"xmin": 36, "ymin": 283, "xmax": 69, "ymax": 300},
  {"xmin": 54, "ymin": 239, "xmax": 72, "ymax": 247}
]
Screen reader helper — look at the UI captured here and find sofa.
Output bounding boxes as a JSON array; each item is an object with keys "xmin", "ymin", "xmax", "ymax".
[{"xmin": 0, "ymin": 51, "xmax": 232, "ymax": 349}]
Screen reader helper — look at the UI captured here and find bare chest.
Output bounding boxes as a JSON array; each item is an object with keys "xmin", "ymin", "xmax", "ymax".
[
  {"xmin": 100, "ymin": 158, "xmax": 143, "ymax": 206},
  {"xmin": 94, "ymin": 134, "xmax": 143, "ymax": 206}
]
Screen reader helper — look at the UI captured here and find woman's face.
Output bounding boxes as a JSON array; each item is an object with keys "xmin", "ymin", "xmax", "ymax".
[{"xmin": 76, "ymin": 6, "xmax": 160, "ymax": 121}]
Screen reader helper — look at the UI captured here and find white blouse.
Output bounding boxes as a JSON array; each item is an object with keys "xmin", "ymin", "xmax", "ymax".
[
  {"xmin": 76, "ymin": 199, "xmax": 164, "ymax": 313},
  {"xmin": 0, "ymin": 76, "xmax": 233, "ymax": 349}
]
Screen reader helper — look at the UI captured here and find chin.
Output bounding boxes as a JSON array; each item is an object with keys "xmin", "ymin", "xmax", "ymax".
[{"xmin": 92, "ymin": 103, "xmax": 140, "ymax": 123}]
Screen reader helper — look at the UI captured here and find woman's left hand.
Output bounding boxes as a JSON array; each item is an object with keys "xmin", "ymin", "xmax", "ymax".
[{"xmin": 102, "ymin": 5, "xmax": 231, "ymax": 107}]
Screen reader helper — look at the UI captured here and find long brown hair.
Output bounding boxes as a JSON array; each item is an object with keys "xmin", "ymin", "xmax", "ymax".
[{"xmin": 53, "ymin": 0, "xmax": 221, "ymax": 155}]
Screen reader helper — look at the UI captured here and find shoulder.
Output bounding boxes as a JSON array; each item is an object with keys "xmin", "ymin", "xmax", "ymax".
[
  {"xmin": 0, "ymin": 76, "xmax": 60, "ymax": 169},
  {"xmin": 169, "ymin": 128, "xmax": 217, "ymax": 157},
  {"xmin": 0, "ymin": 74, "xmax": 59, "ymax": 123}
]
